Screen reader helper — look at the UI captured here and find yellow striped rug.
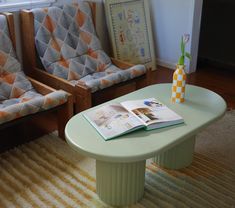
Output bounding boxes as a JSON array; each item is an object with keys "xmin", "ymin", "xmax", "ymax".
[{"xmin": 0, "ymin": 133, "xmax": 234, "ymax": 208}]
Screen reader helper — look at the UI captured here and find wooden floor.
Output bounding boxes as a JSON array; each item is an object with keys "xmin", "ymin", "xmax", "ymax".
[
  {"xmin": 1, "ymin": 65, "xmax": 235, "ymax": 152},
  {"xmin": 152, "ymin": 65, "xmax": 235, "ymax": 110}
]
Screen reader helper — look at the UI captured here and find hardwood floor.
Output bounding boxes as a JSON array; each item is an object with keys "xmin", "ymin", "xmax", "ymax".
[
  {"xmin": 1, "ymin": 65, "xmax": 234, "ymax": 152},
  {"xmin": 151, "ymin": 65, "xmax": 235, "ymax": 110}
]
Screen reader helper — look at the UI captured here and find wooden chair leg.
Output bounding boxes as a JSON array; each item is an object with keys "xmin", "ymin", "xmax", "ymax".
[
  {"xmin": 75, "ymin": 86, "xmax": 92, "ymax": 113},
  {"xmin": 57, "ymin": 94, "xmax": 73, "ymax": 139},
  {"xmin": 75, "ymin": 94, "xmax": 92, "ymax": 113}
]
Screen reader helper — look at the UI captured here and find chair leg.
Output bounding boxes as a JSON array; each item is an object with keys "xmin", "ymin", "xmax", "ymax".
[
  {"xmin": 75, "ymin": 94, "xmax": 92, "ymax": 113},
  {"xmin": 75, "ymin": 87, "xmax": 92, "ymax": 113},
  {"xmin": 57, "ymin": 95, "xmax": 73, "ymax": 139}
]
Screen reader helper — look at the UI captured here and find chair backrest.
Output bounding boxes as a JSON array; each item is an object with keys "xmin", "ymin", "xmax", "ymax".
[
  {"xmin": 31, "ymin": 2, "xmax": 112, "ymax": 81},
  {"xmin": 0, "ymin": 14, "xmax": 32, "ymax": 101}
]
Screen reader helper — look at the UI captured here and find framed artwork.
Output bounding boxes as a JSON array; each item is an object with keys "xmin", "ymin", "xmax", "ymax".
[{"xmin": 104, "ymin": 0, "xmax": 156, "ymax": 70}]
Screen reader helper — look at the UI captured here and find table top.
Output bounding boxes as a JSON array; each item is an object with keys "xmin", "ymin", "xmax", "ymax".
[{"xmin": 65, "ymin": 84, "xmax": 226, "ymax": 163}]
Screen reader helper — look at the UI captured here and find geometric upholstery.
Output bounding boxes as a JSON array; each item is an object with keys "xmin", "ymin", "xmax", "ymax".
[
  {"xmin": 0, "ymin": 14, "xmax": 68, "ymax": 125},
  {"xmin": 0, "ymin": 89, "xmax": 68, "ymax": 125},
  {"xmin": 0, "ymin": 15, "xmax": 32, "ymax": 101},
  {"xmin": 31, "ymin": 2, "xmax": 146, "ymax": 93},
  {"xmin": 70, "ymin": 64, "xmax": 146, "ymax": 93}
]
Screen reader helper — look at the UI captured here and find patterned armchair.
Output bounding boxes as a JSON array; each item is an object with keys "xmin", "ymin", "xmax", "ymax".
[
  {"xmin": 0, "ymin": 13, "xmax": 73, "ymax": 139},
  {"xmin": 20, "ymin": 2, "xmax": 151, "ymax": 113}
]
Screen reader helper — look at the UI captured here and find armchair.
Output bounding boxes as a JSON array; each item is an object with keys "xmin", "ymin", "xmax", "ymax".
[
  {"xmin": 20, "ymin": 2, "xmax": 151, "ymax": 113},
  {"xmin": 0, "ymin": 13, "xmax": 73, "ymax": 139}
]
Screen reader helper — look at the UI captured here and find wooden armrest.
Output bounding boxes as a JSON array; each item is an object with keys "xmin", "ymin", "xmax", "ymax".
[
  {"xmin": 111, "ymin": 58, "xmax": 134, "ymax": 69},
  {"xmin": 74, "ymin": 83, "xmax": 90, "ymax": 91},
  {"xmin": 29, "ymin": 77, "xmax": 73, "ymax": 101},
  {"xmin": 31, "ymin": 67, "xmax": 93, "ymax": 107},
  {"xmin": 34, "ymin": 67, "xmax": 91, "ymax": 92},
  {"xmin": 31, "ymin": 67, "xmax": 75, "ymax": 93},
  {"xmin": 28, "ymin": 77, "xmax": 55, "ymax": 95}
]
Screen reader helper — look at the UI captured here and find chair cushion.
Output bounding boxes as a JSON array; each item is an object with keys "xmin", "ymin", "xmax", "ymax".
[
  {"xmin": 47, "ymin": 49, "xmax": 111, "ymax": 80},
  {"xmin": 0, "ymin": 71, "xmax": 34, "ymax": 101},
  {"xmin": 0, "ymin": 89, "xmax": 68, "ymax": 125},
  {"xmin": 31, "ymin": 2, "xmax": 147, "ymax": 91},
  {"xmin": 70, "ymin": 64, "xmax": 146, "ymax": 92}
]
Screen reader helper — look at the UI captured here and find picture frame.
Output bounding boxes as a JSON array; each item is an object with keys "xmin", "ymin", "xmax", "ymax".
[{"xmin": 104, "ymin": 0, "xmax": 156, "ymax": 70}]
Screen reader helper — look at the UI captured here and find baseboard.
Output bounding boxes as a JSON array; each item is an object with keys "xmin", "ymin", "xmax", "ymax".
[
  {"xmin": 156, "ymin": 59, "xmax": 175, "ymax": 70},
  {"xmin": 156, "ymin": 59, "xmax": 194, "ymax": 74}
]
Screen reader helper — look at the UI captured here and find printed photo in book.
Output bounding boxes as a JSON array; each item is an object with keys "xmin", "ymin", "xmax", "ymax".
[
  {"xmin": 121, "ymin": 98, "xmax": 184, "ymax": 130},
  {"xmin": 84, "ymin": 104, "xmax": 143, "ymax": 140},
  {"xmin": 83, "ymin": 98, "xmax": 184, "ymax": 140}
]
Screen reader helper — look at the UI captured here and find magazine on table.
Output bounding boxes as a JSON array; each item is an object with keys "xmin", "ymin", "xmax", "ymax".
[{"xmin": 83, "ymin": 98, "xmax": 184, "ymax": 140}]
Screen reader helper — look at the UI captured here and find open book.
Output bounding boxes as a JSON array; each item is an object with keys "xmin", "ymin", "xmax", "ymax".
[{"xmin": 83, "ymin": 98, "xmax": 184, "ymax": 140}]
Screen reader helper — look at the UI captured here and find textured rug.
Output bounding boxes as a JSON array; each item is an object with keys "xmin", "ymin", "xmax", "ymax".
[
  {"xmin": 195, "ymin": 110, "xmax": 235, "ymax": 170},
  {"xmin": 0, "ymin": 113, "xmax": 235, "ymax": 207}
]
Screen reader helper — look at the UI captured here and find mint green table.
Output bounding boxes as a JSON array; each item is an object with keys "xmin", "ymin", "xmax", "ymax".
[{"xmin": 65, "ymin": 84, "xmax": 226, "ymax": 206}]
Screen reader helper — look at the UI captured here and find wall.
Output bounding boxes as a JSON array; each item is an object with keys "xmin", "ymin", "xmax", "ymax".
[{"xmin": 148, "ymin": 0, "xmax": 202, "ymax": 73}]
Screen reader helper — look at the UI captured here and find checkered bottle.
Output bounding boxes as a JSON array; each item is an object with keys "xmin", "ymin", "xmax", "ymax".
[{"xmin": 171, "ymin": 65, "xmax": 186, "ymax": 103}]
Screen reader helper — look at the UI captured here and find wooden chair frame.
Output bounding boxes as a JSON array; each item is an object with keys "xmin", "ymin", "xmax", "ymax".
[
  {"xmin": 1, "ymin": 13, "xmax": 73, "ymax": 139},
  {"xmin": 20, "ymin": 2, "xmax": 151, "ymax": 113}
]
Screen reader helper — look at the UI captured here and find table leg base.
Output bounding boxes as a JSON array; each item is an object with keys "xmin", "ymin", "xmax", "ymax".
[
  {"xmin": 153, "ymin": 136, "xmax": 195, "ymax": 169},
  {"xmin": 96, "ymin": 160, "xmax": 146, "ymax": 206}
]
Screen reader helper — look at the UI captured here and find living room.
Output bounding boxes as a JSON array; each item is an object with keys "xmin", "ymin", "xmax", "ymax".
[{"xmin": 0, "ymin": 0, "xmax": 234, "ymax": 207}]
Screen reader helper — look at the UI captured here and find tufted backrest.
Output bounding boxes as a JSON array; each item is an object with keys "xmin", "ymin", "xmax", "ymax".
[
  {"xmin": 31, "ymin": 2, "xmax": 112, "ymax": 81},
  {"xmin": 0, "ymin": 15, "xmax": 32, "ymax": 101}
]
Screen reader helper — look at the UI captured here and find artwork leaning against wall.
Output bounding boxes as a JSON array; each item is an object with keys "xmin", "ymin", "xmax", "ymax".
[{"xmin": 104, "ymin": 0, "xmax": 156, "ymax": 71}]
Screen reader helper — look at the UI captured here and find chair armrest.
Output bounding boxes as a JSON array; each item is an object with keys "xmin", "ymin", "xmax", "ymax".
[
  {"xmin": 31, "ymin": 67, "xmax": 75, "ymax": 93},
  {"xmin": 28, "ymin": 76, "xmax": 73, "ymax": 104},
  {"xmin": 111, "ymin": 58, "xmax": 134, "ymax": 69},
  {"xmin": 31, "ymin": 67, "xmax": 91, "ymax": 110},
  {"xmin": 28, "ymin": 77, "xmax": 55, "ymax": 95}
]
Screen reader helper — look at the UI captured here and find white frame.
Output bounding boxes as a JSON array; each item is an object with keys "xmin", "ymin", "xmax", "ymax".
[{"xmin": 105, "ymin": 0, "xmax": 156, "ymax": 70}]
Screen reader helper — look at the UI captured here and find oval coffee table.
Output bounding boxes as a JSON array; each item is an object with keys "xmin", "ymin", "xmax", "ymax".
[{"xmin": 65, "ymin": 84, "xmax": 226, "ymax": 206}]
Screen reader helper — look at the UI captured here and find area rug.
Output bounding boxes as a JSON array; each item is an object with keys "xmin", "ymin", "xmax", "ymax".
[
  {"xmin": 195, "ymin": 110, "xmax": 235, "ymax": 170},
  {"xmin": 0, "ymin": 114, "xmax": 235, "ymax": 207}
]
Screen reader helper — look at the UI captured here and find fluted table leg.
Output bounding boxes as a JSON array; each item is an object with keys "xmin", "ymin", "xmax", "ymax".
[
  {"xmin": 96, "ymin": 160, "xmax": 146, "ymax": 206},
  {"xmin": 153, "ymin": 136, "xmax": 196, "ymax": 169}
]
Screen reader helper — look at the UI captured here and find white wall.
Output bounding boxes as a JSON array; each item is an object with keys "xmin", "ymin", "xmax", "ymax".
[{"xmin": 148, "ymin": 0, "xmax": 202, "ymax": 73}]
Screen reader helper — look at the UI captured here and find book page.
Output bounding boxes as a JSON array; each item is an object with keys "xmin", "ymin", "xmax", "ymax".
[
  {"xmin": 121, "ymin": 98, "xmax": 183, "ymax": 126},
  {"xmin": 84, "ymin": 104, "xmax": 143, "ymax": 140}
]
